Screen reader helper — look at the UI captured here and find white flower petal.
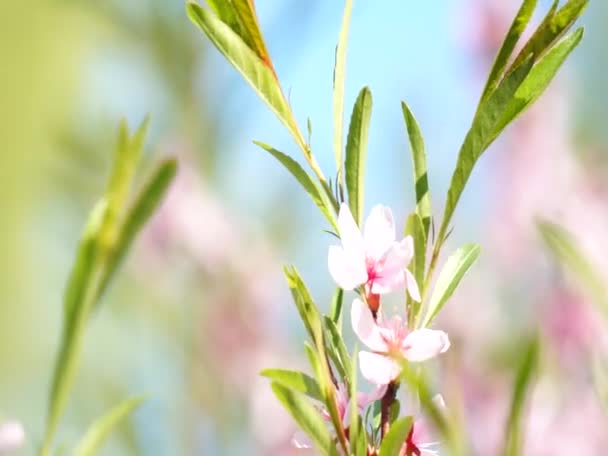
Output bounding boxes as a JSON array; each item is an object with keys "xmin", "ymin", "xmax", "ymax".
[
  {"xmin": 351, "ymin": 298, "xmax": 387, "ymax": 351},
  {"xmin": 403, "ymin": 329, "xmax": 450, "ymax": 362},
  {"xmin": 358, "ymin": 351, "xmax": 401, "ymax": 385},
  {"xmin": 363, "ymin": 205, "xmax": 396, "ymax": 260},
  {"xmin": 328, "ymin": 246, "xmax": 367, "ymax": 290},
  {"xmin": 337, "ymin": 203, "xmax": 365, "ymax": 259},
  {"xmin": 405, "ymin": 268, "xmax": 421, "ymax": 302}
]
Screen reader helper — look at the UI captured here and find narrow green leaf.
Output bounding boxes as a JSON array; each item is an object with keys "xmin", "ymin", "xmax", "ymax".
[
  {"xmin": 492, "ymin": 28, "xmax": 584, "ymax": 142},
  {"xmin": 401, "ymin": 101, "xmax": 431, "ymax": 237},
  {"xmin": 422, "ymin": 244, "xmax": 481, "ymax": 328},
  {"xmin": 345, "ymin": 86, "xmax": 372, "ymax": 225},
  {"xmin": 511, "ymin": 0, "xmax": 587, "ymax": 71},
  {"xmin": 231, "ymin": 0, "xmax": 273, "ymax": 66},
  {"xmin": 205, "ymin": 0, "xmax": 242, "ymax": 34},
  {"xmin": 260, "ymin": 369, "xmax": 323, "ymax": 402},
  {"xmin": 333, "ymin": 0, "xmax": 354, "ymax": 186},
  {"xmin": 537, "ymin": 219, "xmax": 608, "ymax": 319},
  {"xmin": 329, "ymin": 288, "xmax": 344, "ymax": 330},
  {"xmin": 96, "ymin": 159, "xmax": 177, "ymax": 302},
  {"xmin": 187, "ymin": 3, "xmax": 307, "ymax": 153},
  {"xmin": 72, "ymin": 396, "xmax": 145, "ymax": 456},
  {"xmin": 43, "ymin": 200, "xmax": 108, "ymax": 453},
  {"xmin": 284, "ymin": 266, "xmax": 324, "ymax": 346},
  {"xmin": 101, "ymin": 117, "xmax": 148, "ymax": 249},
  {"xmin": 378, "ymin": 416, "xmax": 413, "ymax": 456},
  {"xmin": 349, "ymin": 347, "xmax": 367, "ymax": 456},
  {"xmin": 480, "ymin": 0, "xmax": 538, "ymax": 103},
  {"xmin": 271, "ymin": 382, "xmax": 339, "ymax": 456},
  {"xmin": 437, "ymin": 57, "xmax": 533, "ymax": 247},
  {"xmin": 254, "ymin": 141, "xmax": 338, "ymax": 231},
  {"xmin": 405, "ymin": 213, "xmax": 426, "ymax": 327},
  {"xmin": 503, "ymin": 337, "xmax": 540, "ymax": 456},
  {"xmin": 324, "ymin": 316, "xmax": 352, "ymax": 383}
]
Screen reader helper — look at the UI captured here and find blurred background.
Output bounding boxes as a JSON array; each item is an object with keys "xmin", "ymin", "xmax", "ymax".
[{"xmin": 1, "ymin": 0, "xmax": 607, "ymax": 454}]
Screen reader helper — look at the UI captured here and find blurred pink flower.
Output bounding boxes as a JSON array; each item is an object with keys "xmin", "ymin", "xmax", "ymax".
[
  {"xmin": 351, "ymin": 299, "xmax": 450, "ymax": 385},
  {"xmin": 0, "ymin": 420, "xmax": 24, "ymax": 455},
  {"xmin": 328, "ymin": 204, "xmax": 420, "ymax": 312},
  {"xmin": 292, "ymin": 381, "xmax": 386, "ymax": 450}
]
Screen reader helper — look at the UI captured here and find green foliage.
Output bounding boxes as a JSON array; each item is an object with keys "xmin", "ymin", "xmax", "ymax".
[
  {"xmin": 324, "ymin": 316, "xmax": 352, "ymax": 384},
  {"xmin": 401, "ymin": 101, "xmax": 431, "ymax": 237},
  {"xmin": 538, "ymin": 220, "xmax": 608, "ymax": 319},
  {"xmin": 187, "ymin": 3, "xmax": 307, "ymax": 154},
  {"xmin": 345, "ymin": 87, "xmax": 373, "ymax": 226},
  {"xmin": 436, "ymin": 57, "xmax": 534, "ymax": 250},
  {"xmin": 329, "ymin": 287, "xmax": 344, "ymax": 330},
  {"xmin": 254, "ymin": 141, "xmax": 338, "ymax": 231},
  {"xmin": 260, "ymin": 369, "xmax": 323, "ymax": 402},
  {"xmin": 270, "ymin": 382, "xmax": 339, "ymax": 456},
  {"xmin": 405, "ymin": 213, "xmax": 426, "ymax": 326},
  {"xmin": 480, "ymin": 0, "xmax": 538, "ymax": 103},
  {"xmin": 492, "ymin": 28, "xmax": 584, "ymax": 143},
  {"xmin": 378, "ymin": 416, "xmax": 413, "ymax": 456},
  {"xmin": 72, "ymin": 396, "xmax": 146, "ymax": 456},
  {"xmin": 41, "ymin": 120, "xmax": 175, "ymax": 455},
  {"xmin": 436, "ymin": 0, "xmax": 586, "ymax": 253},
  {"xmin": 333, "ymin": 0, "xmax": 354, "ymax": 191},
  {"xmin": 422, "ymin": 244, "xmax": 481, "ymax": 328},
  {"xmin": 283, "ymin": 266, "xmax": 324, "ymax": 345},
  {"xmin": 503, "ymin": 337, "xmax": 540, "ymax": 456},
  {"xmin": 592, "ymin": 356, "xmax": 608, "ymax": 415},
  {"xmin": 348, "ymin": 348, "xmax": 367, "ymax": 456}
]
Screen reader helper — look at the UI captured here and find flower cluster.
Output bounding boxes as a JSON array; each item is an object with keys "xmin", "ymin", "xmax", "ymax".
[{"xmin": 323, "ymin": 204, "xmax": 450, "ymax": 453}]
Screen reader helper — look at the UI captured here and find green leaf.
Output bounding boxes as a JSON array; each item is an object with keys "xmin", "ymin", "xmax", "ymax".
[
  {"xmin": 479, "ymin": 0, "xmax": 538, "ymax": 103},
  {"xmin": 231, "ymin": 0, "xmax": 272, "ymax": 66},
  {"xmin": 43, "ymin": 201, "xmax": 108, "ymax": 454},
  {"xmin": 511, "ymin": 0, "xmax": 588, "ymax": 71},
  {"xmin": 324, "ymin": 316, "xmax": 352, "ymax": 383},
  {"xmin": 187, "ymin": 3, "xmax": 307, "ymax": 152},
  {"xmin": 333, "ymin": 0, "xmax": 354, "ymax": 186},
  {"xmin": 284, "ymin": 266, "xmax": 324, "ymax": 346},
  {"xmin": 378, "ymin": 416, "xmax": 413, "ymax": 456},
  {"xmin": 254, "ymin": 141, "xmax": 338, "ymax": 231},
  {"xmin": 271, "ymin": 382, "xmax": 339, "ymax": 456},
  {"xmin": 349, "ymin": 347, "xmax": 367, "ymax": 456},
  {"xmin": 260, "ymin": 369, "xmax": 323, "ymax": 402},
  {"xmin": 72, "ymin": 396, "xmax": 145, "ymax": 456},
  {"xmin": 345, "ymin": 86, "xmax": 373, "ymax": 226},
  {"xmin": 492, "ymin": 28, "xmax": 584, "ymax": 142},
  {"xmin": 405, "ymin": 213, "xmax": 426, "ymax": 327},
  {"xmin": 503, "ymin": 337, "xmax": 540, "ymax": 456},
  {"xmin": 537, "ymin": 220, "xmax": 608, "ymax": 319},
  {"xmin": 329, "ymin": 288, "xmax": 344, "ymax": 330},
  {"xmin": 437, "ymin": 57, "xmax": 533, "ymax": 248},
  {"xmin": 96, "ymin": 159, "xmax": 177, "ymax": 302},
  {"xmin": 401, "ymin": 101, "xmax": 431, "ymax": 237},
  {"xmin": 422, "ymin": 244, "xmax": 481, "ymax": 328},
  {"xmin": 100, "ymin": 118, "xmax": 148, "ymax": 250}
]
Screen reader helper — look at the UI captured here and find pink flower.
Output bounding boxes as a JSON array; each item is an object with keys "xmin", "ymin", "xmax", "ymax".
[
  {"xmin": 292, "ymin": 382, "xmax": 386, "ymax": 450},
  {"xmin": 351, "ymin": 299, "xmax": 450, "ymax": 385},
  {"xmin": 402, "ymin": 395, "xmax": 445, "ymax": 456},
  {"xmin": 328, "ymin": 204, "xmax": 421, "ymax": 308},
  {"xmin": 0, "ymin": 420, "xmax": 24, "ymax": 455}
]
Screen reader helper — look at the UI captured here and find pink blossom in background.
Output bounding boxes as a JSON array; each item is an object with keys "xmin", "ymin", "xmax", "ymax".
[
  {"xmin": 351, "ymin": 298, "xmax": 450, "ymax": 385},
  {"xmin": 0, "ymin": 420, "xmax": 24, "ymax": 455},
  {"xmin": 328, "ymin": 204, "xmax": 420, "ymax": 314},
  {"xmin": 138, "ymin": 149, "xmax": 300, "ymax": 454}
]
